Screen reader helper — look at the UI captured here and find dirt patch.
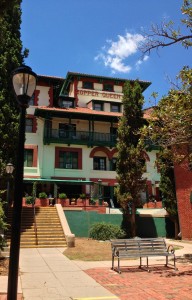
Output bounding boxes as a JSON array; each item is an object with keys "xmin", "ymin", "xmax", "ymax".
[
  {"xmin": 0, "ymin": 257, "xmax": 9, "ymax": 276},
  {"xmin": 64, "ymin": 237, "xmax": 112, "ymax": 261}
]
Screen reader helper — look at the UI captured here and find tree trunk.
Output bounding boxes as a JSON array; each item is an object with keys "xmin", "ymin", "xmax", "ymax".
[
  {"xmin": 169, "ymin": 215, "xmax": 180, "ymax": 239},
  {"xmin": 130, "ymin": 204, "xmax": 136, "ymax": 237}
]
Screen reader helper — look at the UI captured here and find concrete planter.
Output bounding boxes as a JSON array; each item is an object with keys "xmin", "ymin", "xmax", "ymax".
[
  {"xmin": 35, "ymin": 198, "xmax": 49, "ymax": 207},
  {"xmin": 58, "ymin": 198, "xmax": 69, "ymax": 206}
]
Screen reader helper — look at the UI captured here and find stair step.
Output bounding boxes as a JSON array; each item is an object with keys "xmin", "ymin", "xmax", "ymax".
[{"xmin": 7, "ymin": 207, "xmax": 67, "ymax": 248}]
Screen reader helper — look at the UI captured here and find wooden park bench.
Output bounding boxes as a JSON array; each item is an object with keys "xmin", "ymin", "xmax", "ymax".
[{"xmin": 111, "ymin": 237, "xmax": 177, "ymax": 273}]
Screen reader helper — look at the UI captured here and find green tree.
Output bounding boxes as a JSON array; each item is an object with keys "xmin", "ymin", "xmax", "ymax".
[
  {"xmin": 144, "ymin": 67, "xmax": 192, "ymax": 163},
  {"xmin": 116, "ymin": 81, "xmax": 146, "ymax": 237},
  {"xmin": 0, "ymin": 0, "xmax": 24, "ymax": 178},
  {"xmin": 157, "ymin": 150, "xmax": 179, "ymax": 239},
  {"xmin": 140, "ymin": 0, "xmax": 192, "ymax": 239}
]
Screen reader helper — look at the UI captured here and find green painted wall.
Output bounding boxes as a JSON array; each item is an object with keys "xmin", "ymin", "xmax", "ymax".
[{"xmin": 64, "ymin": 211, "xmax": 175, "ymax": 238}]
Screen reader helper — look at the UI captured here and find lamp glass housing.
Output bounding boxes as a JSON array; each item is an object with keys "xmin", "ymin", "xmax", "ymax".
[
  {"xmin": 12, "ymin": 66, "xmax": 37, "ymax": 106},
  {"xmin": 6, "ymin": 163, "xmax": 14, "ymax": 174}
]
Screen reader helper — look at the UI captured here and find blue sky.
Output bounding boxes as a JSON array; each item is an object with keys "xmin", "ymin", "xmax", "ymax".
[{"xmin": 21, "ymin": 0, "xmax": 191, "ymax": 108}]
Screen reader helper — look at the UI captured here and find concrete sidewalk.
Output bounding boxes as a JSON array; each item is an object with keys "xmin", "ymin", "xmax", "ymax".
[
  {"xmin": 8, "ymin": 247, "xmax": 118, "ymax": 300},
  {"xmin": 0, "ymin": 239, "xmax": 192, "ymax": 300}
]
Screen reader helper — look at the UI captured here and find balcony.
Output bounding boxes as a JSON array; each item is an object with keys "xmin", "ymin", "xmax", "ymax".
[{"xmin": 44, "ymin": 129, "xmax": 117, "ymax": 147}]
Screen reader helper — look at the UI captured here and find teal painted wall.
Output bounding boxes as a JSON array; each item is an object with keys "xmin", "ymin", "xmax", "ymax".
[{"xmin": 64, "ymin": 211, "xmax": 175, "ymax": 238}]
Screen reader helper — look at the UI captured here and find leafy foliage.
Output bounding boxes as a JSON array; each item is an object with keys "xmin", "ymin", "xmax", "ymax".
[
  {"xmin": 116, "ymin": 81, "xmax": 147, "ymax": 237},
  {"xmin": 58, "ymin": 193, "xmax": 67, "ymax": 199},
  {"xmin": 0, "ymin": 0, "xmax": 25, "ymax": 177},
  {"xmin": 142, "ymin": 67, "xmax": 192, "ymax": 164},
  {"xmin": 0, "ymin": 200, "xmax": 8, "ymax": 250},
  {"xmin": 25, "ymin": 196, "xmax": 33, "ymax": 205},
  {"xmin": 38, "ymin": 192, "xmax": 47, "ymax": 199},
  {"xmin": 89, "ymin": 222, "xmax": 126, "ymax": 240},
  {"xmin": 116, "ymin": 82, "xmax": 146, "ymax": 211},
  {"xmin": 157, "ymin": 150, "xmax": 178, "ymax": 216}
]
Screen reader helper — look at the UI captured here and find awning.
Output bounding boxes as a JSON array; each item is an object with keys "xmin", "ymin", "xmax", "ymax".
[{"xmin": 23, "ymin": 178, "xmax": 94, "ymax": 185}]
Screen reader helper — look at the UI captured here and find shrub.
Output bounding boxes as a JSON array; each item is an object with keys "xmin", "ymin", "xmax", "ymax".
[
  {"xmin": 25, "ymin": 196, "xmax": 34, "ymax": 205},
  {"xmin": 89, "ymin": 222, "xmax": 126, "ymax": 241},
  {"xmin": 79, "ymin": 193, "xmax": 86, "ymax": 199},
  {"xmin": 90, "ymin": 198, "xmax": 97, "ymax": 205},
  {"xmin": 59, "ymin": 193, "xmax": 67, "ymax": 199},
  {"xmin": 38, "ymin": 192, "xmax": 47, "ymax": 199}
]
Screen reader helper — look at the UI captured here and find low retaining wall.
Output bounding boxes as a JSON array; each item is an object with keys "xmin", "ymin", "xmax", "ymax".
[{"xmin": 64, "ymin": 210, "xmax": 175, "ymax": 238}]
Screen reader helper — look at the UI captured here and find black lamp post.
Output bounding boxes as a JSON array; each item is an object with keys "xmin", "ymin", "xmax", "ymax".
[
  {"xmin": 98, "ymin": 179, "xmax": 102, "ymax": 205},
  {"xmin": 5, "ymin": 163, "xmax": 14, "ymax": 206},
  {"xmin": 7, "ymin": 66, "xmax": 37, "ymax": 300}
]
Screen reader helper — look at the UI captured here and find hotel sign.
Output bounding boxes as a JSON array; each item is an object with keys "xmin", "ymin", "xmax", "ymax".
[{"xmin": 77, "ymin": 89, "xmax": 123, "ymax": 100}]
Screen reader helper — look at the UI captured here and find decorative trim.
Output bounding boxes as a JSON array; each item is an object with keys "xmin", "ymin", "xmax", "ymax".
[
  {"xmin": 89, "ymin": 146, "xmax": 111, "ymax": 159},
  {"xmin": 34, "ymin": 90, "xmax": 40, "ymax": 106},
  {"xmin": 48, "ymin": 86, "xmax": 53, "ymax": 106},
  {"xmin": 142, "ymin": 151, "xmax": 150, "ymax": 162}
]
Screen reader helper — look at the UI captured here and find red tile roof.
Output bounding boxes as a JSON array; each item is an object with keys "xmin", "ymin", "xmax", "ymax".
[{"xmin": 34, "ymin": 106, "xmax": 154, "ymax": 119}]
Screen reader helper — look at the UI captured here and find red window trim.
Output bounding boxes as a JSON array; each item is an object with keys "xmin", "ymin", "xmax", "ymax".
[{"xmin": 24, "ymin": 145, "xmax": 38, "ymax": 167}]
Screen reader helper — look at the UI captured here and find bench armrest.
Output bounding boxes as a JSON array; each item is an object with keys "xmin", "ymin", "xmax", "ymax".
[{"xmin": 167, "ymin": 244, "xmax": 175, "ymax": 254}]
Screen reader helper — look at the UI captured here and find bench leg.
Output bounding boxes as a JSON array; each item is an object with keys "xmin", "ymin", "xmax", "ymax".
[
  {"xmin": 118, "ymin": 257, "xmax": 121, "ymax": 274},
  {"xmin": 173, "ymin": 256, "xmax": 178, "ymax": 271},
  {"xmin": 165, "ymin": 256, "xmax": 168, "ymax": 267},
  {"xmin": 146, "ymin": 257, "xmax": 150, "ymax": 272},
  {"xmin": 112, "ymin": 255, "xmax": 114, "ymax": 270}
]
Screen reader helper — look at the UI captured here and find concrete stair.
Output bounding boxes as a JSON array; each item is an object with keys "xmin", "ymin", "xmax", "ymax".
[{"xmin": 6, "ymin": 206, "xmax": 67, "ymax": 248}]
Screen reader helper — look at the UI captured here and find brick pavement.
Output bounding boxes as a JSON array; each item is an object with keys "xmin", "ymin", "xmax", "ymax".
[{"xmin": 85, "ymin": 263, "xmax": 192, "ymax": 300}]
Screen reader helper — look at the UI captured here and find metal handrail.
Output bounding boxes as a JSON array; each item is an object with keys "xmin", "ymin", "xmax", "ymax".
[
  {"xmin": 32, "ymin": 203, "xmax": 38, "ymax": 245},
  {"xmin": 46, "ymin": 129, "xmax": 117, "ymax": 144}
]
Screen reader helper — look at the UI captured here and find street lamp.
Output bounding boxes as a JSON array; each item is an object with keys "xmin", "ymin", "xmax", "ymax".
[
  {"xmin": 7, "ymin": 65, "xmax": 37, "ymax": 300},
  {"xmin": 5, "ymin": 163, "xmax": 14, "ymax": 206}
]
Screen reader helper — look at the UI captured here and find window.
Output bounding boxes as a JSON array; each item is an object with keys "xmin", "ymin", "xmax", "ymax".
[
  {"xmin": 25, "ymin": 118, "xmax": 33, "ymax": 133},
  {"xmin": 111, "ymin": 103, "xmax": 121, "ymax": 112},
  {"xmin": 59, "ymin": 151, "xmax": 78, "ymax": 169},
  {"xmin": 103, "ymin": 84, "xmax": 113, "ymax": 92},
  {"xmin": 93, "ymin": 102, "xmax": 103, "ymax": 111},
  {"xmin": 83, "ymin": 81, "xmax": 93, "ymax": 89},
  {"xmin": 93, "ymin": 157, "xmax": 106, "ymax": 170},
  {"xmin": 59, "ymin": 99, "xmax": 74, "ymax": 108},
  {"xmin": 55, "ymin": 147, "xmax": 82, "ymax": 169},
  {"xmin": 24, "ymin": 149, "xmax": 33, "ymax": 167},
  {"xmin": 59, "ymin": 123, "xmax": 76, "ymax": 138}
]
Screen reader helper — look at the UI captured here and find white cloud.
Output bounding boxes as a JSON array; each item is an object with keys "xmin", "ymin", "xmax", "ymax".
[
  {"xmin": 95, "ymin": 32, "xmax": 148, "ymax": 74},
  {"xmin": 135, "ymin": 55, "xmax": 149, "ymax": 70}
]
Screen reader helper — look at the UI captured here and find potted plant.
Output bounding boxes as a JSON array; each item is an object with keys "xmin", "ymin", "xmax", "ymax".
[
  {"xmin": 79, "ymin": 193, "xmax": 86, "ymax": 199},
  {"xmin": 38, "ymin": 192, "xmax": 47, "ymax": 199},
  {"xmin": 58, "ymin": 193, "xmax": 67, "ymax": 199},
  {"xmin": 77, "ymin": 193, "xmax": 87, "ymax": 206},
  {"xmin": 25, "ymin": 195, "xmax": 33, "ymax": 206},
  {"xmin": 38, "ymin": 192, "xmax": 48, "ymax": 206},
  {"xmin": 89, "ymin": 198, "xmax": 97, "ymax": 205},
  {"xmin": 58, "ymin": 193, "xmax": 68, "ymax": 206}
]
